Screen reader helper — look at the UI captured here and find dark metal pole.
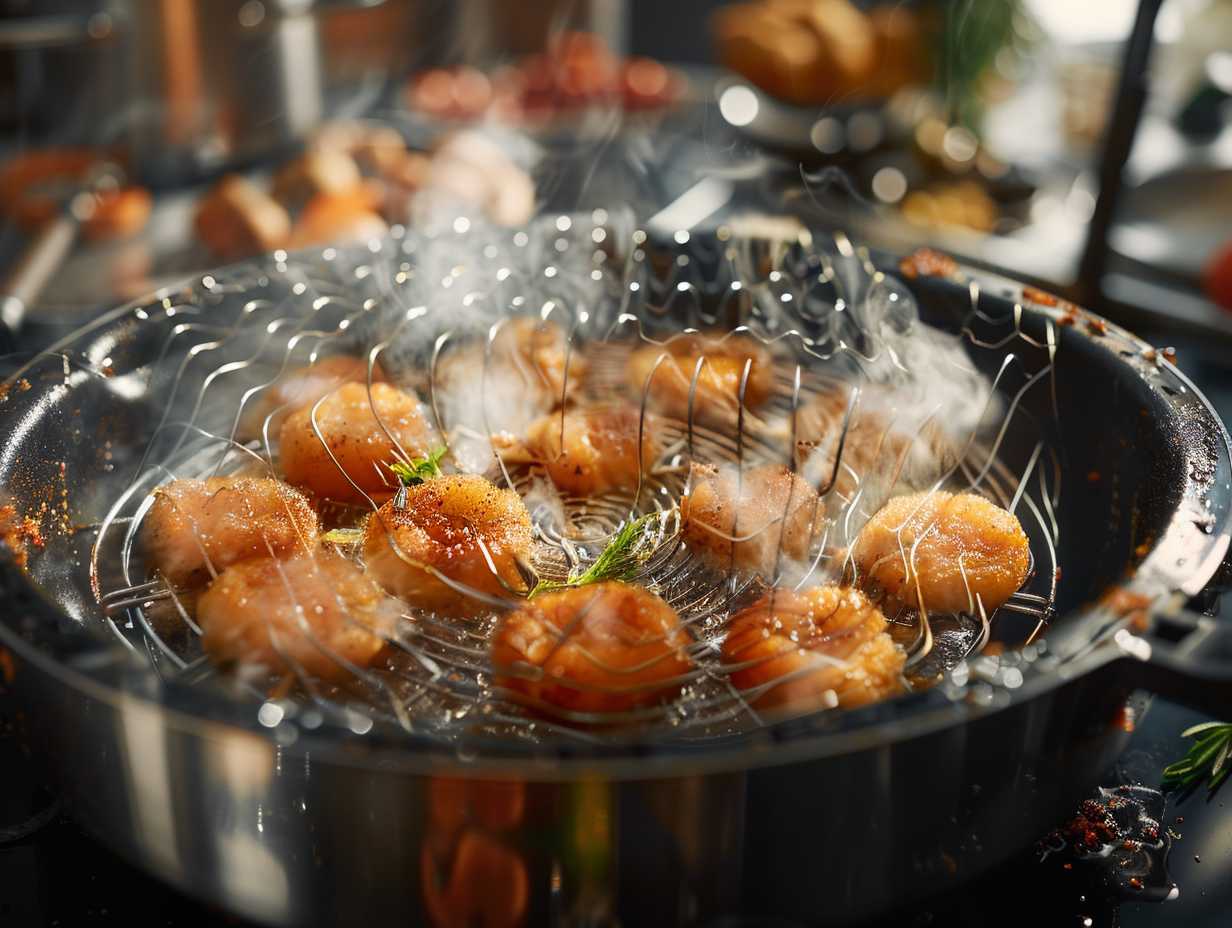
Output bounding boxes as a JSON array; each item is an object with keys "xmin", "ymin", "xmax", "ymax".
[{"xmin": 1074, "ymin": 0, "xmax": 1165, "ymax": 307}]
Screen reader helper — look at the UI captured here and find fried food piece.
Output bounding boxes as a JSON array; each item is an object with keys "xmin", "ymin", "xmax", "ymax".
[
  {"xmin": 851, "ymin": 490, "xmax": 1030, "ymax": 614},
  {"xmin": 279, "ymin": 381, "xmax": 433, "ymax": 504},
  {"xmin": 143, "ymin": 477, "xmax": 318, "ymax": 588},
  {"xmin": 492, "ymin": 317, "xmax": 585, "ymax": 407},
  {"xmin": 723, "ymin": 584, "xmax": 903, "ymax": 713},
  {"xmin": 681, "ymin": 463, "xmax": 823, "ymax": 578},
  {"xmin": 492, "ymin": 582, "xmax": 692, "ymax": 715},
  {"xmin": 271, "ymin": 148, "xmax": 363, "ymax": 210},
  {"xmin": 503, "ymin": 405, "xmax": 664, "ymax": 497},
  {"xmin": 626, "ymin": 333, "xmax": 774, "ymax": 425},
  {"xmin": 362, "ymin": 474, "xmax": 532, "ymax": 617},
  {"xmin": 290, "ymin": 188, "xmax": 389, "ymax": 249},
  {"xmin": 241, "ymin": 355, "xmax": 387, "ymax": 438},
  {"xmin": 194, "ymin": 175, "xmax": 291, "ymax": 261},
  {"xmin": 793, "ymin": 386, "xmax": 952, "ymax": 500},
  {"xmin": 714, "ymin": 0, "xmax": 878, "ymax": 106},
  {"xmin": 197, "ymin": 550, "xmax": 399, "ymax": 681},
  {"xmin": 440, "ymin": 317, "xmax": 585, "ymax": 413}
]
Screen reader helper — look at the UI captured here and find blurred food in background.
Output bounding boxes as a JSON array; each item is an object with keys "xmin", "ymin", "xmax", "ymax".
[
  {"xmin": 712, "ymin": 0, "xmax": 932, "ymax": 107},
  {"xmin": 193, "ymin": 123, "xmax": 534, "ymax": 261},
  {"xmin": 405, "ymin": 31, "xmax": 685, "ymax": 127},
  {"xmin": 193, "ymin": 124, "xmax": 535, "ymax": 262}
]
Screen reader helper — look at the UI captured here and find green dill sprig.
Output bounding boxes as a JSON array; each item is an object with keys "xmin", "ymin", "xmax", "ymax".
[
  {"xmin": 529, "ymin": 512, "xmax": 660, "ymax": 599},
  {"xmin": 1162, "ymin": 721, "xmax": 1232, "ymax": 793},
  {"xmin": 388, "ymin": 446, "xmax": 447, "ymax": 487}
]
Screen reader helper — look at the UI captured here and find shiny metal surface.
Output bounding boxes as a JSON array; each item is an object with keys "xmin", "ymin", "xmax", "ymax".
[
  {"xmin": 0, "ymin": 0, "xmax": 410, "ymax": 184},
  {"xmin": 0, "ymin": 224, "xmax": 1230, "ymax": 925}
]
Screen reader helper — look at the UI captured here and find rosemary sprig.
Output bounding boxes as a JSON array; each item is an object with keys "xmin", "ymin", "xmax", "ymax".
[
  {"xmin": 529, "ymin": 513, "xmax": 659, "ymax": 599},
  {"xmin": 1162, "ymin": 721, "xmax": 1232, "ymax": 793},
  {"xmin": 389, "ymin": 446, "xmax": 446, "ymax": 487}
]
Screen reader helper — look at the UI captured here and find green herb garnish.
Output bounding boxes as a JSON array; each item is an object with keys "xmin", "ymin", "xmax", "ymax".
[
  {"xmin": 389, "ymin": 446, "xmax": 447, "ymax": 487},
  {"xmin": 321, "ymin": 527, "xmax": 364, "ymax": 545},
  {"xmin": 529, "ymin": 513, "xmax": 660, "ymax": 599},
  {"xmin": 1162, "ymin": 721, "xmax": 1232, "ymax": 793}
]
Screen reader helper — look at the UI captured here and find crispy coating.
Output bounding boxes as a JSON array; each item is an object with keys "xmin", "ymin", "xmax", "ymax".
[
  {"xmin": 724, "ymin": 581, "xmax": 901, "ymax": 714},
  {"xmin": 793, "ymin": 386, "xmax": 954, "ymax": 501},
  {"xmin": 723, "ymin": 585, "xmax": 903, "ymax": 714},
  {"xmin": 443, "ymin": 317, "xmax": 585, "ymax": 409},
  {"xmin": 492, "ymin": 582, "xmax": 692, "ymax": 715},
  {"xmin": 625, "ymin": 333, "xmax": 773, "ymax": 424},
  {"xmin": 498, "ymin": 316, "xmax": 585, "ymax": 404},
  {"xmin": 143, "ymin": 476, "xmax": 318, "ymax": 588},
  {"xmin": 852, "ymin": 490, "xmax": 1031, "ymax": 614},
  {"xmin": 519, "ymin": 405, "xmax": 663, "ymax": 496},
  {"xmin": 197, "ymin": 550, "xmax": 399, "ymax": 681},
  {"xmin": 681, "ymin": 463, "xmax": 823, "ymax": 578},
  {"xmin": 362, "ymin": 474, "xmax": 532, "ymax": 617},
  {"xmin": 241, "ymin": 355, "xmax": 387, "ymax": 438},
  {"xmin": 279, "ymin": 381, "xmax": 433, "ymax": 504}
]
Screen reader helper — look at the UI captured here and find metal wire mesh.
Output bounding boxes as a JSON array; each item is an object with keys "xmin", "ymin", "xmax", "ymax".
[{"xmin": 88, "ymin": 214, "xmax": 1061, "ymax": 744}]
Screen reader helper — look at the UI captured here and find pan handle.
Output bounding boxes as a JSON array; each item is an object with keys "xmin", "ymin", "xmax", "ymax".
[
  {"xmin": 0, "ymin": 213, "xmax": 80, "ymax": 352},
  {"xmin": 1117, "ymin": 608, "xmax": 1232, "ymax": 717}
]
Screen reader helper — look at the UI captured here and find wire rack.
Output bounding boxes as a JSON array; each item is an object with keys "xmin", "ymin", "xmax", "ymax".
[{"xmin": 87, "ymin": 213, "xmax": 1062, "ymax": 744}]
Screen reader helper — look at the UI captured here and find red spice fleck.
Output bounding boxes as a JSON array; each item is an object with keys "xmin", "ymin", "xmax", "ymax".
[
  {"xmin": 1129, "ymin": 877, "xmax": 1144, "ymax": 891},
  {"xmin": 1087, "ymin": 470, "xmax": 1101, "ymax": 482},
  {"xmin": 898, "ymin": 248, "xmax": 959, "ymax": 280},
  {"xmin": 0, "ymin": 647, "xmax": 14, "ymax": 685},
  {"xmin": 1023, "ymin": 285, "xmax": 1059, "ymax": 307},
  {"xmin": 0, "ymin": 503, "xmax": 45, "ymax": 570},
  {"xmin": 1142, "ymin": 347, "xmax": 1158, "ymax": 363},
  {"xmin": 1062, "ymin": 862, "xmax": 1073, "ymax": 870},
  {"xmin": 1054, "ymin": 566, "xmax": 1063, "ymax": 582},
  {"xmin": 1161, "ymin": 347, "xmax": 1177, "ymax": 363},
  {"xmin": 1087, "ymin": 317, "xmax": 1108, "ymax": 336}
]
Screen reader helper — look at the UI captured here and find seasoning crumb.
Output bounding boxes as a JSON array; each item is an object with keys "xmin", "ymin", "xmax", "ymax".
[
  {"xmin": 1023, "ymin": 285, "xmax": 1059, "ymax": 307},
  {"xmin": 0, "ymin": 502, "xmax": 45, "ymax": 569},
  {"xmin": 1086, "ymin": 318, "xmax": 1108, "ymax": 336},
  {"xmin": 1162, "ymin": 347, "xmax": 1177, "ymax": 363},
  {"xmin": 1129, "ymin": 877, "xmax": 1144, "ymax": 891},
  {"xmin": 898, "ymin": 248, "xmax": 959, "ymax": 280},
  {"xmin": 1087, "ymin": 470, "xmax": 1101, "ymax": 483}
]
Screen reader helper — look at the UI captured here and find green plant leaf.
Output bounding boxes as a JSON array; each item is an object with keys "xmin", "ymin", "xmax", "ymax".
[
  {"xmin": 389, "ymin": 446, "xmax": 447, "ymax": 487},
  {"xmin": 528, "ymin": 512, "xmax": 660, "ymax": 599},
  {"xmin": 1182, "ymin": 721, "xmax": 1229, "ymax": 738},
  {"xmin": 1162, "ymin": 721, "xmax": 1232, "ymax": 793}
]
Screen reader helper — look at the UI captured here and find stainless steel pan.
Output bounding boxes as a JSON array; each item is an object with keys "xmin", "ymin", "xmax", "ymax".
[{"xmin": 0, "ymin": 219, "xmax": 1230, "ymax": 926}]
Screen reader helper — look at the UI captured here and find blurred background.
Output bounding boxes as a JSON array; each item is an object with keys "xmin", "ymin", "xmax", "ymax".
[
  {"xmin": 1, "ymin": 1, "xmax": 1231, "ymax": 926},
  {"xmin": 0, "ymin": 0, "xmax": 1228, "ymax": 347}
]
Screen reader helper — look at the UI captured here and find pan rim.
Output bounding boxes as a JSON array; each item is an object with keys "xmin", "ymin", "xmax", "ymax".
[{"xmin": 1, "ymin": 238, "xmax": 1229, "ymax": 778}]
